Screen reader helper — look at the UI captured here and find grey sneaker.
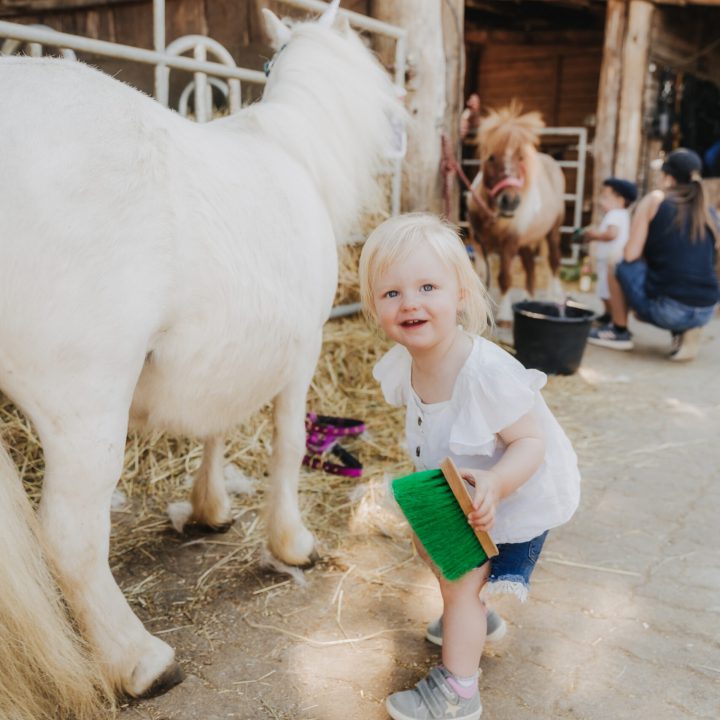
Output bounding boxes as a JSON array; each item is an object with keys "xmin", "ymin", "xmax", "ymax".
[
  {"xmin": 669, "ymin": 327, "xmax": 701, "ymax": 361},
  {"xmin": 386, "ymin": 666, "xmax": 482, "ymax": 720},
  {"xmin": 425, "ymin": 609, "xmax": 506, "ymax": 647}
]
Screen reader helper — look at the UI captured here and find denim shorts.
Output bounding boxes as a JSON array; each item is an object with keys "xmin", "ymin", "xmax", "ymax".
[
  {"xmin": 615, "ymin": 260, "xmax": 716, "ymax": 333},
  {"xmin": 482, "ymin": 530, "xmax": 548, "ymax": 602}
]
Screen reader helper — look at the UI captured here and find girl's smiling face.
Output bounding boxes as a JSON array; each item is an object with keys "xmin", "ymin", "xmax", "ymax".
[{"xmin": 373, "ymin": 243, "xmax": 463, "ymax": 354}]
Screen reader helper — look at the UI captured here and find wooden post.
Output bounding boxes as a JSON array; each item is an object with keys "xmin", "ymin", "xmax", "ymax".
[
  {"xmin": 592, "ymin": 0, "xmax": 626, "ymax": 225},
  {"xmin": 442, "ymin": 0, "xmax": 465, "ymax": 223},
  {"xmin": 614, "ymin": 0, "xmax": 654, "ymax": 182},
  {"xmin": 371, "ymin": 0, "xmax": 447, "ymax": 213}
]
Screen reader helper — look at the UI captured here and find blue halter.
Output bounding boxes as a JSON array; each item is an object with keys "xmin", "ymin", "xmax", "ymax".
[{"xmin": 263, "ymin": 44, "xmax": 287, "ymax": 77}]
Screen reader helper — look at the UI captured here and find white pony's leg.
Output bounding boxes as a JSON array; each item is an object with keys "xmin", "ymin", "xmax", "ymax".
[
  {"xmin": 265, "ymin": 332, "xmax": 323, "ymax": 565},
  {"xmin": 33, "ymin": 385, "xmax": 182, "ymax": 698},
  {"xmin": 189, "ymin": 436, "xmax": 233, "ymax": 531}
]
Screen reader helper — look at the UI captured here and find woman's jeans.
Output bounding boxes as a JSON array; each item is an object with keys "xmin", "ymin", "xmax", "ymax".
[{"xmin": 615, "ymin": 260, "xmax": 717, "ymax": 333}]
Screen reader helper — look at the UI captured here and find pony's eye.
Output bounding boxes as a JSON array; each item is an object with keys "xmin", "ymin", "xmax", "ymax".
[{"xmin": 488, "ymin": 154, "xmax": 495, "ymax": 163}]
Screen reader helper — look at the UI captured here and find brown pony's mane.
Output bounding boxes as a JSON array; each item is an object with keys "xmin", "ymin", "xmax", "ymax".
[{"xmin": 478, "ymin": 101, "xmax": 545, "ymax": 160}]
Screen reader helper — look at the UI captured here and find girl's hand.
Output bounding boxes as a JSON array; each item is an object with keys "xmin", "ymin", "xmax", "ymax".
[{"xmin": 462, "ymin": 468, "xmax": 500, "ymax": 532}]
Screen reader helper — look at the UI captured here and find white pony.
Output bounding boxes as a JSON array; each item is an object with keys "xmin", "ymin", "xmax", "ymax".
[{"xmin": 0, "ymin": 2, "xmax": 400, "ymax": 717}]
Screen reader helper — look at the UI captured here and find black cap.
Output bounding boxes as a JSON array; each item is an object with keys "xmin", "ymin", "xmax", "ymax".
[
  {"xmin": 603, "ymin": 177, "xmax": 638, "ymax": 203},
  {"xmin": 661, "ymin": 148, "xmax": 702, "ymax": 184}
]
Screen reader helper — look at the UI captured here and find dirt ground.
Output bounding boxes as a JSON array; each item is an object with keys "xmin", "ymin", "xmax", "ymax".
[{"xmin": 118, "ymin": 297, "xmax": 720, "ymax": 720}]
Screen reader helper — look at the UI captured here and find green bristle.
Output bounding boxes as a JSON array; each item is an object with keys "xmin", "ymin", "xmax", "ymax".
[{"xmin": 392, "ymin": 468, "xmax": 489, "ymax": 581}]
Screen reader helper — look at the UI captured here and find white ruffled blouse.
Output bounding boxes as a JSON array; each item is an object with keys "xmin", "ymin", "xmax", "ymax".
[{"xmin": 373, "ymin": 335, "xmax": 581, "ymax": 544}]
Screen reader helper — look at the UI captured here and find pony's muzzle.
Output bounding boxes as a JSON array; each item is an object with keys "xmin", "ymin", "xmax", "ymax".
[{"xmin": 497, "ymin": 189, "xmax": 521, "ymax": 217}]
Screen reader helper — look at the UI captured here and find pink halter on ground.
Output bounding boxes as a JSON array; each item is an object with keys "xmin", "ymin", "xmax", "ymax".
[{"xmin": 303, "ymin": 413, "xmax": 365, "ymax": 478}]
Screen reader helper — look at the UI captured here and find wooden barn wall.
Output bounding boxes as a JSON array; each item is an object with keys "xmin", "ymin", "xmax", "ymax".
[
  {"xmin": 466, "ymin": 32, "xmax": 603, "ymax": 129},
  {"xmin": 0, "ymin": 0, "xmax": 371, "ymax": 99}
]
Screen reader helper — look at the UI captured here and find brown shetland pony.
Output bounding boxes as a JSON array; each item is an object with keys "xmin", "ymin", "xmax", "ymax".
[{"xmin": 467, "ymin": 103, "xmax": 565, "ymax": 320}]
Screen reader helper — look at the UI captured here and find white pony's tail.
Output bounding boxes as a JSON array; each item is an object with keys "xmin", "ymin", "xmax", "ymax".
[{"xmin": 0, "ymin": 439, "xmax": 113, "ymax": 720}]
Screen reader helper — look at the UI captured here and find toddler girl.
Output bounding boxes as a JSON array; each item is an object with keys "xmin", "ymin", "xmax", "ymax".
[{"xmin": 359, "ymin": 213, "xmax": 581, "ymax": 720}]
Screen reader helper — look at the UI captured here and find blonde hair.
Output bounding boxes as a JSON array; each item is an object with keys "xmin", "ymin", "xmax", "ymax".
[{"xmin": 359, "ymin": 212, "xmax": 492, "ymax": 335}]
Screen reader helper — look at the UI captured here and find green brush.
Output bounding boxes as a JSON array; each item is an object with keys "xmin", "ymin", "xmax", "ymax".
[{"xmin": 392, "ymin": 457, "xmax": 498, "ymax": 581}]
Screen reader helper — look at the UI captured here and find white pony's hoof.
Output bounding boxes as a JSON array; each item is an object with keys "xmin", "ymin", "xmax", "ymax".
[
  {"xmin": 134, "ymin": 662, "xmax": 185, "ymax": 700},
  {"xmin": 127, "ymin": 638, "xmax": 182, "ymax": 699},
  {"xmin": 269, "ymin": 523, "xmax": 316, "ymax": 566},
  {"xmin": 260, "ymin": 546, "xmax": 309, "ymax": 585},
  {"xmin": 168, "ymin": 500, "xmax": 234, "ymax": 534},
  {"xmin": 167, "ymin": 501, "xmax": 193, "ymax": 533}
]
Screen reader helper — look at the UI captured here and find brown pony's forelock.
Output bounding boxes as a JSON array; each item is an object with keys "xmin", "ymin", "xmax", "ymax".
[{"xmin": 478, "ymin": 101, "xmax": 545, "ymax": 160}]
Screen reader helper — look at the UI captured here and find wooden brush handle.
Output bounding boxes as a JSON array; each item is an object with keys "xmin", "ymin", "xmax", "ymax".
[{"xmin": 440, "ymin": 458, "xmax": 499, "ymax": 559}]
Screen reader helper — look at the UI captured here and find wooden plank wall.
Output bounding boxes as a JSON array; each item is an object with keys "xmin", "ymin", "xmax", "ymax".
[{"xmin": 466, "ymin": 32, "xmax": 602, "ymax": 129}]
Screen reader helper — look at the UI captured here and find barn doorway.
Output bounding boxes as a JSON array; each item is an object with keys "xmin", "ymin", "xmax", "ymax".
[{"xmin": 462, "ymin": 0, "xmax": 606, "ymax": 255}]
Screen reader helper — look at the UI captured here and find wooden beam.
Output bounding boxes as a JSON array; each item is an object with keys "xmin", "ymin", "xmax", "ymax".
[
  {"xmin": 465, "ymin": 28, "xmax": 604, "ymax": 46},
  {"xmin": 466, "ymin": 0, "xmax": 515, "ymax": 16},
  {"xmin": 653, "ymin": 0, "xmax": 720, "ymax": 5},
  {"xmin": 0, "ymin": 0, "xmax": 141, "ymax": 13},
  {"xmin": 614, "ymin": 0, "xmax": 653, "ymax": 182},
  {"xmin": 592, "ymin": 0, "xmax": 626, "ymax": 224}
]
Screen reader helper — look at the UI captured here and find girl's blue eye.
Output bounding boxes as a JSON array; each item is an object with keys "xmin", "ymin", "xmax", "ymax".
[
  {"xmin": 384, "ymin": 290, "xmax": 398, "ymax": 298},
  {"xmin": 421, "ymin": 283, "xmax": 434, "ymax": 292}
]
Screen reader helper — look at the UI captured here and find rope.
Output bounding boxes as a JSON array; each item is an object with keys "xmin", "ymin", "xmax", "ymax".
[
  {"xmin": 440, "ymin": 133, "xmax": 494, "ymax": 286},
  {"xmin": 440, "ymin": 134, "xmax": 495, "ymax": 220}
]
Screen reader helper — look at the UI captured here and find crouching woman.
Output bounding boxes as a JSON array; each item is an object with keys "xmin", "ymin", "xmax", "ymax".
[{"xmin": 588, "ymin": 148, "xmax": 719, "ymax": 361}]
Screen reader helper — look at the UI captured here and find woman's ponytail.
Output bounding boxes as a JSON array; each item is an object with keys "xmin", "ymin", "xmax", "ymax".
[{"xmin": 672, "ymin": 171, "xmax": 719, "ymax": 245}]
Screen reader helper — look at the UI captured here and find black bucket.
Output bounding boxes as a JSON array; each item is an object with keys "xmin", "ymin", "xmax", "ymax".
[{"xmin": 512, "ymin": 300, "xmax": 596, "ymax": 375}]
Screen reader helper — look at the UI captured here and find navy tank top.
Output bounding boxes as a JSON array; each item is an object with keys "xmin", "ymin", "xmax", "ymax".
[{"xmin": 644, "ymin": 199, "xmax": 719, "ymax": 307}]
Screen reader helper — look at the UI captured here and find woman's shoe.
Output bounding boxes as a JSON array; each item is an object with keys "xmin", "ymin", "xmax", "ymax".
[{"xmin": 669, "ymin": 327, "xmax": 701, "ymax": 362}]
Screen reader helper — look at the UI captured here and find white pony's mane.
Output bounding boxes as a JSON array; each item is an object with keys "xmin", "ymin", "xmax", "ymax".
[{"xmin": 223, "ymin": 22, "xmax": 399, "ymax": 242}]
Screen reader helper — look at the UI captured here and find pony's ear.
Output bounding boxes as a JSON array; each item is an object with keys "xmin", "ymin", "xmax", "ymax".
[
  {"xmin": 334, "ymin": 14, "xmax": 352, "ymax": 35},
  {"xmin": 318, "ymin": 0, "xmax": 340, "ymax": 27},
  {"xmin": 262, "ymin": 9, "xmax": 292, "ymax": 50}
]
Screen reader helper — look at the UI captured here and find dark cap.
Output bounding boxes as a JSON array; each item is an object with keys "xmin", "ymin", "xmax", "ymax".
[
  {"xmin": 602, "ymin": 177, "xmax": 638, "ymax": 203},
  {"xmin": 661, "ymin": 148, "xmax": 702, "ymax": 184}
]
